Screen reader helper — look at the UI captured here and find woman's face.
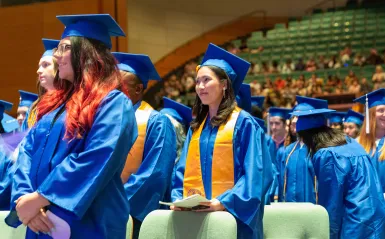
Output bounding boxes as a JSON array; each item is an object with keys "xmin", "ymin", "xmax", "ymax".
[
  {"xmin": 375, "ymin": 105, "xmax": 385, "ymax": 130},
  {"xmin": 37, "ymin": 56, "xmax": 56, "ymax": 91},
  {"xmin": 343, "ymin": 122, "xmax": 359, "ymax": 138},
  {"xmin": 196, "ymin": 66, "xmax": 226, "ymax": 107},
  {"xmin": 54, "ymin": 37, "xmax": 74, "ymax": 82}
]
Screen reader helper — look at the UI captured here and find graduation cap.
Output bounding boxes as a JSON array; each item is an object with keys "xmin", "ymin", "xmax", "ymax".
[
  {"xmin": 254, "ymin": 117, "xmax": 267, "ymax": 132},
  {"xmin": 42, "ymin": 38, "xmax": 60, "ymax": 57},
  {"xmin": 19, "ymin": 90, "xmax": 38, "ymax": 108},
  {"xmin": 0, "ymin": 100, "xmax": 18, "ymax": 133},
  {"xmin": 328, "ymin": 112, "xmax": 346, "ymax": 124},
  {"xmin": 236, "ymin": 84, "xmax": 251, "ymax": 113},
  {"xmin": 354, "ymin": 88, "xmax": 385, "ymax": 134},
  {"xmin": 293, "ymin": 96, "xmax": 328, "ymax": 112},
  {"xmin": 160, "ymin": 97, "xmax": 192, "ymax": 127},
  {"xmin": 112, "ymin": 52, "xmax": 161, "ymax": 89},
  {"xmin": 251, "ymin": 96, "xmax": 265, "ymax": 109},
  {"xmin": 268, "ymin": 107, "xmax": 291, "ymax": 119},
  {"xmin": 344, "ymin": 109, "xmax": 364, "ymax": 126},
  {"xmin": 199, "ymin": 43, "xmax": 250, "ymax": 94},
  {"xmin": 57, "ymin": 14, "xmax": 125, "ymax": 49},
  {"xmin": 290, "ymin": 108, "xmax": 336, "ymax": 132}
]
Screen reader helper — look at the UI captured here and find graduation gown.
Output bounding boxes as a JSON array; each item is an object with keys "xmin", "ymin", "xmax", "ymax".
[
  {"xmin": 312, "ymin": 139, "xmax": 385, "ymax": 239},
  {"xmin": 0, "ymin": 142, "xmax": 14, "ymax": 210},
  {"xmin": 265, "ymin": 135, "xmax": 278, "ymax": 203},
  {"xmin": 171, "ymin": 110, "xmax": 273, "ymax": 239},
  {"xmin": 124, "ymin": 100, "xmax": 176, "ymax": 221},
  {"xmin": 6, "ymin": 90, "xmax": 138, "ymax": 239},
  {"xmin": 278, "ymin": 141, "xmax": 316, "ymax": 203},
  {"xmin": 372, "ymin": 137, "xmax": 385, "ymax": 192}
]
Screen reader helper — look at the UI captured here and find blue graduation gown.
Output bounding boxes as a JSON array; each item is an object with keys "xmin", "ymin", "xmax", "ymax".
[
  {"xmin": 124, "ymin": 101, "xmax": 176, "ymax": 221},
  {"xmin": 6, "ymin": 90, "xmax": 138, "ymax": 239},
  {"xmin": 172, "ymin": 110, "xmax": 273, "ymax": 239},
  {"xmin": 278, "ymin": 141, "xmax": 316, "ymax": 203},
  {"xmin": 0, "ymin": 143, "xmax": 14, "ymax": 210},
  {"xmin": 312, "ymin": 139, "xmax": 385, "ymax": 239},
  {"xmin": 265, "ymin": 135, "xmax": 278, "ymax": 203},
  {"xmin": 372, "ymin": 138, "xmax": 385, "ymax": 192}
]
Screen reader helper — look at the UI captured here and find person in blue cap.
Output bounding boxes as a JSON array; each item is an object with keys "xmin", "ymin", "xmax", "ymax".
[
  {"xmin": 328, "ymin": 112, "xmax": 346, "ymax": 130},
  {"xmin": 171, "ymin": 43, "xmax": 272, "ymax": 239},
  {"xmin": 355, "ymin": 88, "xmax": 385, "ymax": 193},
  {"xmin": 17, "ymin": 90, "xmax": 38, "ymax": 128},
  {"xmin": 113, "ymin": 52, "xmax": 176, "ymax": 239},
  {"xmin": 343, "ymin": 109, "xmax": 364, "ymax": 139},
  {"xmin": 7, "ymin": 14, "xmax": 137, "ymax": 239},
  {"xmin": 278, "ymin": 96, "xmax": 327, "ymax": 203},
  {"xmin": 293, "ymin": 108, "xmax": 385, "ymax": 239},
  {"xmin": 22, "ymin": 39, "xmax": 60, "ymax": 131},
  {"xmin": 268, "ymin": 107, "xmax": 291, "ymax": 150},
  {"xmin": 237, "ymin": 84, "xmax": 276, "ymax": 204}
]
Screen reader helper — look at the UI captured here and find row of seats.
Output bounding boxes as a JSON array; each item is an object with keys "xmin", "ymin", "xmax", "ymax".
[{"xmin": 0, "ymin": 203, "xmax": 329, "ymax": 238}]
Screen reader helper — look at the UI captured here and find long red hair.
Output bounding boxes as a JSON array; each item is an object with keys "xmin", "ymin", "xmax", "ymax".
[{"xmin": 37, "ymin": 37, "xmax": 127, "ymax": 140}]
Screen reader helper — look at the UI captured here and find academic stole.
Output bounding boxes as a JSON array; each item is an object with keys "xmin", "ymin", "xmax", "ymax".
[
  {"xmin": 121, "ymin": 101, "xmax": 153, "ymax": 182},
  {"xmin": 183, "ymin": 107, "xmax": 240, "ymax": 198},
  {"xmin": 283, "ymin": 141, "xmax": 318, "ymax": 203}
]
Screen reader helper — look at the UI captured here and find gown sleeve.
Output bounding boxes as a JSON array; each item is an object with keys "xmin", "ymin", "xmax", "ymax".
[
  {"xmin": 124, "ymin": 113, "xmax": 176, "ymax": 221},
  {"xmin": 36, "ymin": 91, "xmax": 137, "ymax": 219},
  {"xmin": 170, "ymin": 128, "xmax": 192, "ymax": 202},
  {"xmin": 312, "ymin": 149, "xmax": 347, "ymax": 239},
  {"xmin": 216, "ymin": 116, "xmax": 273, "ymax": 236}
]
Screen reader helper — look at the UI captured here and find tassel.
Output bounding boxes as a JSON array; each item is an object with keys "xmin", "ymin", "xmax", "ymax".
[
  {"xmin": 366, "ymin": 94, "xmax": 370, "ymax": 134},
  {"xmin": 267, "ymin": 112, "xmax": 271, "ymax": 136}
]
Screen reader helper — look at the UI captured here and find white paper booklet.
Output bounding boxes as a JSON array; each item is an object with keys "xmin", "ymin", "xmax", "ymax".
[{"xmin": 159, "ymin": 194, "xmax": 210, "ymax": 208}]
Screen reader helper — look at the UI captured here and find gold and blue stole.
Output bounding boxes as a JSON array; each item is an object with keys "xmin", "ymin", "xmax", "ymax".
[
  {"xmin": 121, "ymin": 101, "xmax": 153, "ymax": 182},
  {"xmin": 183, "ymin": 107, "xmax": 241, "ymax": 198}
]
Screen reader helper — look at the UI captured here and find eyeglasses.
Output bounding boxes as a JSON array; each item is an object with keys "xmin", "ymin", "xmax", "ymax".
[{"xmin": 53, "ymin": 44, "xmax": 72, "ymax": 56}]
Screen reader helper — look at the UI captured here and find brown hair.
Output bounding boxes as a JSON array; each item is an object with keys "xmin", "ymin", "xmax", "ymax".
[
  {"xmin": 190, "ymin": 65, "xmax": 236, "ymax": 131},
  {"xmin": 358, "ymin": 107, "xmax": 385, "ymax": 160}
]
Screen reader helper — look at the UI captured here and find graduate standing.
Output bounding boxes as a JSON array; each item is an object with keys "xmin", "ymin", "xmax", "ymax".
[
  {"xmin": 293, "ymin": 108, "xmax": 385, "ymax": 239},
  {"xmin": 343, "ymin": 109, "xmax": 364, "ymax": 139},
  {"xmin": 113, "ymin": 52, "xmax": 176, "ymax": 239},
  {"xmin": 6, "ymin": 14, "xmax": 137, "ymax": 238},
  {"xmin": 171, "ymin": 43, "xmax": 272, "ymax": 239},
  {"xmin": 355, "ymin": 89, "xmax": 385, "ymax": 192},
  {"xmin": 268, "ymin": 107, "xmax": 291, "ymax": 150},
  {"xmin": 278, "ymin": 96, "xmax": 327, "ymax": 203}
]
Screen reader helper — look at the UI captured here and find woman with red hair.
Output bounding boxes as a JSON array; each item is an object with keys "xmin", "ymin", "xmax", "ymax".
[{"xmin": 5, "ymin": 14, "xmax": 137, "ymax": 239}]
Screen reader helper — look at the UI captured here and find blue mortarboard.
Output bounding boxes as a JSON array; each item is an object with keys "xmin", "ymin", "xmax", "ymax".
[
  {"xmin": 251, "ymin": 96, "xmax": 265, "ymax": 109},
  {"xmin": 199, "ymin": 43, "xmax": 250, "ymax": 94},
  {"xmin": 19, "ymin": 90, "xmax": 38, "ymax": 108},
  {"xmin": 160, "ymin": 97, "xmax": 192, "ymax": 127},
  {"xmin": 291, "ymin": 108, "xmax": 336, "ymax": 132},
  {"xmin": 354, "ymin": 89, "xmax": 385, "ymax": 134},
  {"xmin": 293, "ymin": 96, "xmax": 328, "ymax": 112},
  {"xmin": 57, "ymin": 14, "xmax": 125, "ymax": 49},
  {"xmin": 254, "ymin": 117, "xmax": 267, "ymax": 132},
  {"xmin": 344, "ymin": 109, "xmax": 364, "ymax": 126},
  {"xmin": 328, "ymin": 112, "xmax": 346, "ymax": 124},
  {"xmin": 354, "ymin": 88, "xmax": 385, "ymax": 108},
  {"xmin": 0, "ymin": 100, "xmax": 18, "ymax": 133},
  {"xmin": 112, "ymin": 52, "xmax": 161, "ymax": 89},
  {"xmin": 268, "ymin": 107, "xmax": 291, "ymax": 119},
  {"xmin": 236, "ymin": 84, "xmax": 251, "ymax": 113},
  {"xmin": 42, "ymin": 38, "xmax": 60, "ymax": 57}
]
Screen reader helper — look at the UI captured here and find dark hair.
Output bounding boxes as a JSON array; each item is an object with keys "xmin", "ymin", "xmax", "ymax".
[
  {"xmin": 297, "ymin": 126, "xmax": 347, "ymax": 157},
  {"xmin": 250, "ymin": 105, "xmax": 263, "ymax": 119},
  {"xmin": 0, "ymin": 122, "xmax": 5, "ymax": 134},
  {"xmin": 190, "ymin": 65, "xmax": 236, "ymax": 131}
]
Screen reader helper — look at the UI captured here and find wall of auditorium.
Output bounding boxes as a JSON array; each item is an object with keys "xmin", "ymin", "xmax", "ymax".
[{"xmin": 127, "ymin": 0, "xmax": 347, "ymax": 63}]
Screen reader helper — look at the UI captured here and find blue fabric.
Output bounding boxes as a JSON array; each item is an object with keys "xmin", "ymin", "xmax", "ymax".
[
  {"xmin": 312, "ymin": 139, "xmax": 385, "ymax": 239},
  {"xmin": 278, "ymin": 141, "xmax": 316, "ymax": 203},
  {"xmin": 371, "ymin": 137, "xmax": 385, "ymax": 193},
  {"xmin": 0, "ymin": 138, "xmax": 14, "ymax": 210},
  {"xmin": 57, "ymin": 14, "xmax": 125, "ymax": 48},
  {"xmin": 6, "ymin": 90, "xmax": 137, "ymax": 238},
  {"xmin": 268, "ymin": 107, "xmax": 291, "ymax": 119},
  {"xmin": 251, "ymin": 96, "xmax": 264, "ymax": 109},
  {"xmin": 291, "ymin": 108, "xmax": 335, "ymax": 131},
  {"xmin": 113, "ymin": 52, "xmax": 162, "ymax": 89},
  {"xmin": 2, "ymin": 113, "xmax": 19, "ymax": 133},
  {"xmin": 161, "ymin": 97, "xmax": 192, "ymax": 127},
  {"xmin": 328, "ymin": 112, "xmax": 346, "ymax": 124},
  {"xmin": 124, "ymin": 101, "xmax": 177, "ymax": 221},
  {"xmin": 354, "ymin": 88, "xmax": 385, "ymax": 108},
  {"xmin": 18, "ymin": 90, "xmax": 38, "ymax": 108},
  {"xmin": 171, "ymin": 110, "xmax": 273, "ymax": 239},
  {"xmin": 200, "ymin": 43, "xmax": 250, "ymax": 94},
  {"xmin": 344, "ymin": 109, "xmax": 364, "ymax": 126},
  {"xmin": 42, "ymin": 39, "xmax": 60, "ymax": 57},
  {"xmin": 236, "ymin": 84, "xmax": 251, "ymax": 113}
]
